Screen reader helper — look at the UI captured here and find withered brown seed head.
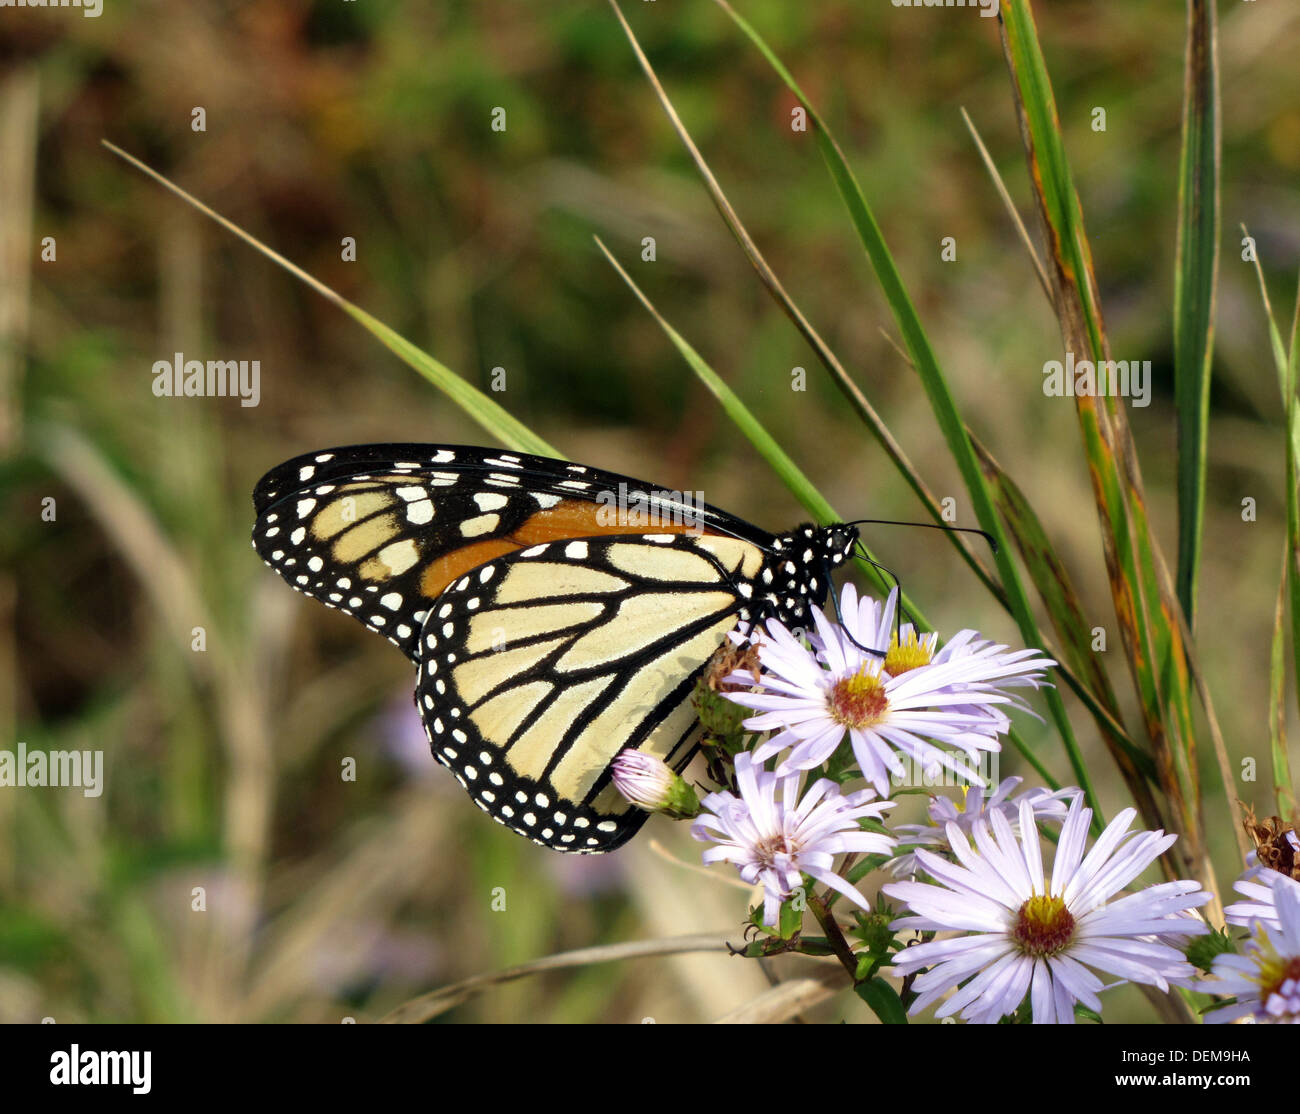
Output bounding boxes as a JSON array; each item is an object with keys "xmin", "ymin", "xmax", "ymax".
[
  {"xmin": 705, "ymin": 639, "xmax": 762, "ymax": 692},
  {"xmin": 1241, "ymin": 803, "xmax": 1300, "ymax": 883}
]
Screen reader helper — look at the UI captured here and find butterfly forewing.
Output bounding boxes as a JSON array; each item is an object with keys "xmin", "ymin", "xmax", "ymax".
[{"xmin": 251, "ymin": 444, "xmax": 756, "ymax": 662}]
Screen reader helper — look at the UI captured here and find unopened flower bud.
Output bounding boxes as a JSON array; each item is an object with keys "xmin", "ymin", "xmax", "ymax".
[{"xmin": 611, "ymin": 751, "xmax": 700, "ymax": 819}]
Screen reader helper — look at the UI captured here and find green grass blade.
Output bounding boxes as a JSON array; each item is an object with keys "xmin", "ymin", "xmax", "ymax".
[
  {"xmin": 338, "ymin": 302, "xmax": 556, "ymax": 456},
  {"xmin": 1172, "ymin": 0, "xmax": 1221, "ymax": 626},
  {"xmin": 998, "ymin": 0, "xmax": 1214, "ymax": 886},
  {"xmin": 608, "ymin": 0, "xmax": 1003, "ymax": 606},
  {"xmin": 614, "ymin": 2, "xmax": 1090, "ymax": 792},
  {"xmin": 1290, "ymin": 279, "xmax": 1300, "ymax": 814},
  {"xmin": 1270, "ymin": 546, "xmax": 1297, "ymax": 818},
  {"xmin": 972, "ymin": 438, "xmax": 1154, "ymax": 775},
  {"xmin": 960, "ymin": 107, "xmax": 1051, "ymax": 301},
  {"xmin": 712, "ymin": 0, "xmax": 1101, "ymax": 823},
  {"xmin": 1248, "ymin": 248, "xmax": 1300, "ymax": 816},
  {"xmin": 594, "ymin": 236, "xmax": 904, "ymax": 608},
  {"xmin": 101, "ymin": 141, "xmax": 557, "ymax": 459}
]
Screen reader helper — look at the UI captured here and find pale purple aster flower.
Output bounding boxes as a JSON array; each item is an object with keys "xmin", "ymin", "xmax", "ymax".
[
  {"xmin": 884, "ymin": 796, "xmax": 1210, "ymax": 1024},
  {"xmin": 886, "ymin": 777, "xmax": 1080, "ymax": 877},
  {"xmin": 1224, "ymin": 846, "xmax": 1300, "ymax": 932},
  {"xmin": 722, "ymin": 585, "xmax": 1055, "ymax": 796},
  {"xmin": 1206, "ymin": 882, "xmax": 1300, "ymax": 1024},
  {"xmin": 691, "ymin": 751, "xmax": 895, "ymax": 927}
]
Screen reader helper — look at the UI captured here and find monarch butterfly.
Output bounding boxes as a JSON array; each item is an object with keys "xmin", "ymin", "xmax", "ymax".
[{"xmin": 252, "ymin": 444, "xmax": 859, "ymax": 852}]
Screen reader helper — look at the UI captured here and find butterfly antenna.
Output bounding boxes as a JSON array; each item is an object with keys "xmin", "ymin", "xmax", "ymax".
[
  {"xmin": 842, "ymin": 518, "xmax": 995, "ymax": 645},
  {"xmin": 826, "ymin": 547, "xmax": 902, "ymax": 659},
  {"xmin": 842, "ymin": 518, "xmax": 999, "ymax": 557},
  {"xmin": 852, "ymin": 544, "xmax": 911, "ymax": 651}
]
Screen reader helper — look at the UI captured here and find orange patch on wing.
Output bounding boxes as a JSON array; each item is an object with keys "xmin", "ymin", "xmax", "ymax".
[
  {"xmin": 417, "ymin": 500, "xmax": 721, "ymax": 600},
  {"xmin": 420, "ymin": 538, "xmax": 518, "ymax": 599},
  {"xmin": 513, "ymin": 500, "xmax": 712, "ymax": 544}
]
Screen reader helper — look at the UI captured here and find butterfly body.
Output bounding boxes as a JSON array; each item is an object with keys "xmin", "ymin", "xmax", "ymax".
[{"xmin": 253, "ymin": 444, "xmax": 856, "ymax": 852}]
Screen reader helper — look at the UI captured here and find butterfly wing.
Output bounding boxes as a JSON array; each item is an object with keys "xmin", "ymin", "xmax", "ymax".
[
  {"xmin": 251, "ymin": 444, "xmax": 760, "ymax": 662},
  {"xmin": 252, "ymin": 443, "xmax": 789, "ymax": 851},
  {"xmin": 414, "ymin": 532, "xmax": 768, "ymax": 852}
]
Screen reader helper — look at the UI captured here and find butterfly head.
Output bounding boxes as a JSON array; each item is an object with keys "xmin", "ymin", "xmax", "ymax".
[{"xmin": 758, "ymin": 522, "xmax": 859, "ymax": 630}]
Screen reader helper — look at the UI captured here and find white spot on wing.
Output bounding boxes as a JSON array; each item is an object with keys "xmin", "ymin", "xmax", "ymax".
[
  {"xmin": 460, "ymin": 513, "xmax": 500, "ymax": 537},
  {"xmin": 406, "ymin": 500, "xmax": 434, "ymax": 525},
  {"xmin": 378, "ymin": 539, "xmax": 419, "ymax": 575}
]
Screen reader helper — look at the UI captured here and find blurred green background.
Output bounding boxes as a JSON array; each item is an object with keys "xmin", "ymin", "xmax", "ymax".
[{"xmin": 1, "ymin": 0, "xmax": 1298, "ymax": 1022}]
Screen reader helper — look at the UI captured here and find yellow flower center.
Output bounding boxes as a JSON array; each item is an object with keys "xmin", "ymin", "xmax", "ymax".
[
  {"xmin": 1249, "ymin": 934, "xmax": 1300, "ymax": 1020},
  {"xmin": 1013, "ymin": 894, "xmax": 1076, "ymax": 958},
  {"xmin": 827, "ymin": 667, "xmax": 889, "ymax": 728},
  {"xmin": 883, "ymin": 629, "xmax": 934, "ymax": 676}
]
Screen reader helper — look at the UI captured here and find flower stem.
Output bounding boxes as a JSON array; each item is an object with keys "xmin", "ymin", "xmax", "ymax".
[{"xmin": 808, "ymin": 890, "xmax": 860, "ymax": 982}]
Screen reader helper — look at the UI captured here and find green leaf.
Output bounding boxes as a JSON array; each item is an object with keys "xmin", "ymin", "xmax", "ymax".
[
  {"xmin": 340, "ymin": 304, "xmax": 556, "ymax": 457},
  {"xmin": 1072, "ymin": 1002, "xmax": 1104, "ymax": 1024},
  {"xmin": 778, "ymin": 893, "xmax": 804, "ymax": 940},
  {"xmin": 854, "ymin": 977, "xmax": 909, "ymax": 1025}
]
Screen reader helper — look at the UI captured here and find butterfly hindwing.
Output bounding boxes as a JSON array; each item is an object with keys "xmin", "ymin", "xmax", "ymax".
[{"xmin": 413, "ymin": 532, "xmax": 767, "ymax": 852}]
